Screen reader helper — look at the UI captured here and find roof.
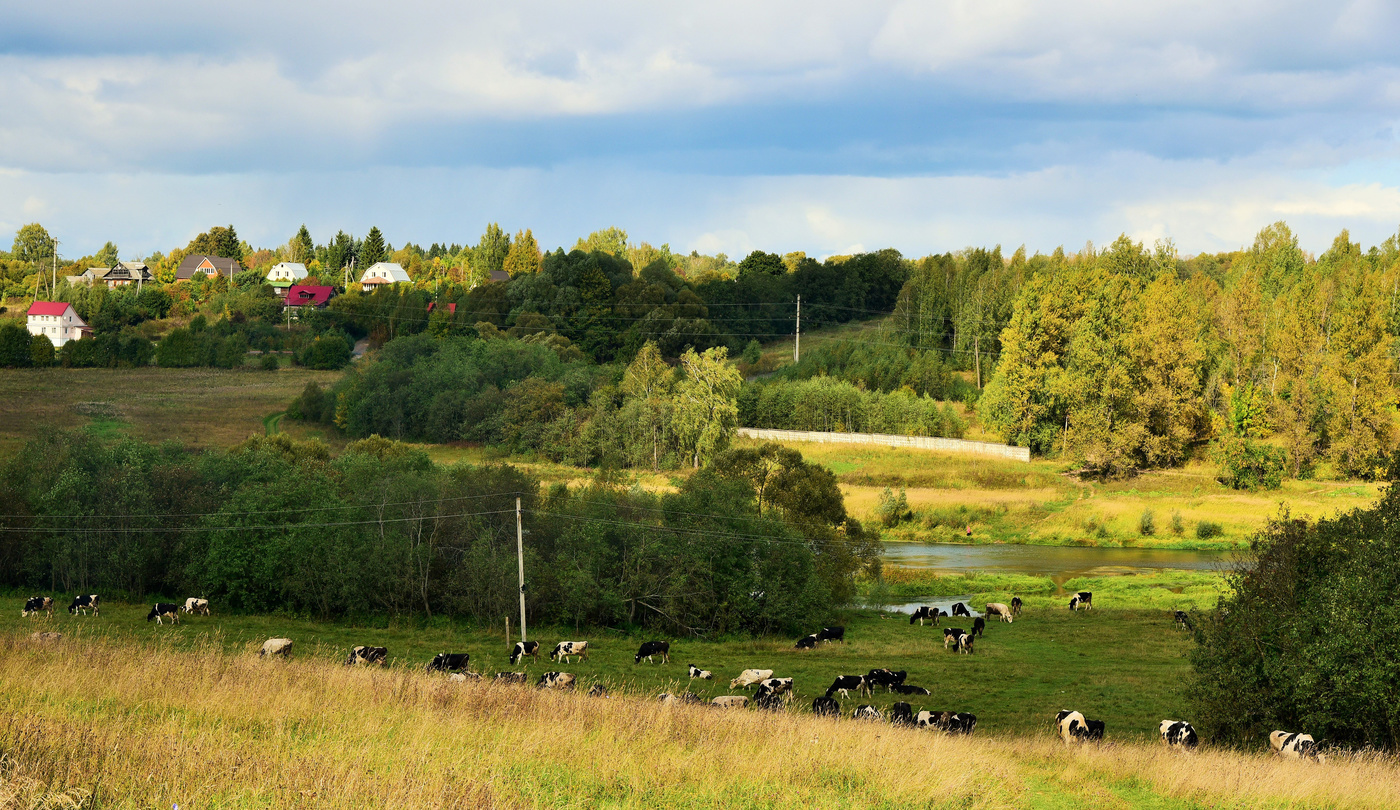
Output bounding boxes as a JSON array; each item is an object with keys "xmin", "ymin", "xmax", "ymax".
[
  {"xmin": 359, "ymin": 262, "xmax": 412, "ymax": 284},
  {"xmin": 27, "ymin": 301, "xmax": 73, "ymax": 317},
  {"xmin": 84, "ymin": 267, "xmax": 111, "ymax": 278},
  {"xmin": 267, "ymin": 262, "xmax": 308, "ymax": 281},
  {"xmin": 488, "ymin": 269, "xmax": 511, "ymax": 283},
  {"xmin": 105, "ymin": 264, "xmax": 151, "ymax": 281},
  {"xmin": 175, "ymin": 254, "xmax": 243, "ymax": 280},
  {"xmin": 285, "ymin": 285, "xmax": 336, "ymax": 308},
  {"xmin": 426, "ymin": 302, "xmax": 457, "ymax": 315},
  {"xmin": 116, "ymin": 261, "xmax": 149, "ymax": 271}
]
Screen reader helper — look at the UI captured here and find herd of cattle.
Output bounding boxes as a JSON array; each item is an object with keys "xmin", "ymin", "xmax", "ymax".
[{"xmin": 18, "ymin": 590, "xmax": 1325, "ymax": 761}]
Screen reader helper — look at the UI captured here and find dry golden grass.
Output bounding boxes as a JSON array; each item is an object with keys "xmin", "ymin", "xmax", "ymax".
[{"xmin": 4, "ymin": 631, "xmax": 1398, "ymax": 809}]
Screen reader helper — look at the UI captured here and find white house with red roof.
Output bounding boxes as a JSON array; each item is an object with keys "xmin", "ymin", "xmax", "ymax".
[{"xmin": 26, "ymin": 301, "xmax": 88, "ymax": 347}]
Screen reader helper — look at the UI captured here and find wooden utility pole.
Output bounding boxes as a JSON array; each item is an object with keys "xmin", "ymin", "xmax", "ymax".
[
  {"xmin": 516, "ymin": 497, "xmax": 527, "ymax": 643},
  {"xmin": 794, "ymin": 295, "xmax": 801, "ymax": 363}
]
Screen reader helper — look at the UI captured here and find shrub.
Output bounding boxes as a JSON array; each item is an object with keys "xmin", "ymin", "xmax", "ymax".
[
  {"xmin": 298, "ymin": 332, "xmax": 352, "ymax": 370},
  {"xmin": 741, "ymin": 339, "xmax": 762, "ymax": 365},
  {"xmin": 29, "ymin": 334, "xmax": 54, "ymax": 367},
  {"xmin": 1212, "ymin": 433, "xmax": 1286, "ymax": 491},
  {"xmin": 215, "ymin": 333, "xmax": 249, "ymax": 369},
  {"xmin": 875, "ymin": 487, "xmax": 912, "ymax": 528},
  {"xmin": 1170, "ymin": 510, "xmax": 1184, "ymax": 536},
  {"xmin": 1138, "ymin": 509, "xmax": 1156, "ymax": 536},
  {"xmin": 1195, "ymin": 521, "xmax": 1223, "ymax": 539},
  {"xmin": 260, "ymin": 353, "xmax": 280, "ymax": 371},
  {"xmin": 0, "ymin": 322, "xmax": 31, "ymax": 367}
]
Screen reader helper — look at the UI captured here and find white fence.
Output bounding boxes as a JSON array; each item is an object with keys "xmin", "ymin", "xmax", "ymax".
[{"xmin": 735, "ymin": 427, "xmax": 1031, "ymax": 462}]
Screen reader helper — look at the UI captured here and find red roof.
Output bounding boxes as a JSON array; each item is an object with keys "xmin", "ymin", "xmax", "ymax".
[
  {"xmin": 426, "ymin": 302, "xmax": 457, "ymax": 315},
  {"xmin": 285, "ymin": 285, "xmax": 335, "ymax": 307},
  {"xmin": 27, "ymin": 301, "xmax": 71, "ymax": 317}
]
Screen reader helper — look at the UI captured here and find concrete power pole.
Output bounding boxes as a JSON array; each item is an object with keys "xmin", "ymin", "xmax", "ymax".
[
  {"xmin": 794, "ymin": 294, "xmax": 801, "ymax": 363},
  {"xmin": 516, "ymin": 497, "xmax": 527, "ymax": 643},
  {"xmin": 51, "ymin": 238, "xmax": 59, "ymax": 297}
]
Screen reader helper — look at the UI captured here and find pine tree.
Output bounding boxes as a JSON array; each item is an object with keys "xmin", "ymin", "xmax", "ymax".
[
  {"xmin": 290, "ymin": 225, "xmax": 314, "ymax": 264},
  {"xmin": 360, "ymin": 227, "xmax": 387, "ymax": 268}
]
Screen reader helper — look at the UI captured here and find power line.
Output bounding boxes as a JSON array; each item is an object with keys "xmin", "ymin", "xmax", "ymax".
[
  {"xmin": 0, "ymin": 490, "xmax": 525, "ymax": 522},
  {"xmin": 0, "ymin": 508, "xmax": 516, "ymax": 535}
]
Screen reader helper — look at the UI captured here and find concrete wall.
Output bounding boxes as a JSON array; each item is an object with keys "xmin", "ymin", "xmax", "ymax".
[{"xmin": 735, "ymin": 427, "xmax": 1031, "ymax": 462}]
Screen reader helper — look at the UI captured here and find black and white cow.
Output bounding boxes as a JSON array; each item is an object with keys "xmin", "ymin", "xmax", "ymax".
[
  {"xmin": 688, "ymin": 664, "xmax": 714, "ymax": 680},
  {"xmin": 67, "ymin": 595, "xmax": 99, "ymax": 616},
  {"xmin": 985, "ymin": 603, "xmax": 1014, "ymax": 623},
  {"xmin": 891, "ymin": 683, "xmax": 930, "ymax": 696},
  {"xmin": 1069, "ymin": 591, "xmax": 1093, "ymax": 611},
  {"xmin": 826, "ymin": 675, "xmax": 868, "ymax": 699},
  {"xmin": 794, "ymin": 634, "xmax": 819, "ymax": 650},
  {"xmin": 1160, "ymin": 720, "xmax": 1198, "ymax": 748},
  {"xmin": 754, "ymin": 688, "xmax": 786, "ymax": 711},
  {"xmin": 345, "ymin": 646, "xmax": 388, "ymax": 666},
  {"xmin": 1173, "ymin": 611, "xmax": 1193, "ymax": 631},
  {"xmin": 146, "ymin": 603, "xmax": 181, "ymax": 624},
  {"xmin": 711, "ymin": 695, "xmax": 748, "ymax": 709},
  {"xmin": 1270, "ymin": 731, "xmax": 1325, "ymax": 762},
  {"xmin": 22, "ymin": 596, "xmax": 53, "ymax": 617},
  {"xmin": 510, "ymin": 641, "xmax": 540, "ymax": 665},
  {"xmin": 182, "ymin": 597, "xmax": 210, "ymax": 616},
  {"xmin": 957, "ymin": 632, "xmax": 975, "ymax": 654},
  {"xmin": 915, "ymin": 710, "xmax": 941, "ymax": 729},
  {"xmin": 493, "ymin": 672, "xmax": 528, "ymax": 684},
  {"xmin": 972, "ymin": 617, "xmax": 986, "ymax": 638},
  {"xmin": 730, "ymin": 669, "xmax": 773, "ymax": 689},
  {"xmin": 851, "ymin": 705, "xmax": 882, "ymax": 721},
  {"xmin": 260, "ymin": 638, "xmax": 293, "ymax": 658},
  {"xmin": 943, "ymin": 628, "xmax": 966, "ymax": 649},
  {"xmin": 635, "ymin": 641, "xmax": 670, "ymax": 664},
  {"xmin": 1011, "ymin": 596, "xmax": 1023, "ymax": 617},
  {"xmin": 550, "ymin": 641, "xmax": 589, "ymax": 663},
  {"xmin": 1056, "ymin": 710, "xmax": 1086, "ymax": 743},
  {"xmin": 448, "ymin": 672, "xmax": 481, "ymax": 682},
  {"xmin": 865, "ymin": 669, "xmax": 906, "ymax": 691},
  {"xmin": 909, "ymin": 606, "xmax": 937, "ymax": 626},
  {"xmin": 889, "ymin": 702, "xmax": 915, "ymax": 726},
  {"xmin": 537, "ymin": 671, "xmax": 575, "ymax": 690},
  {"xmin": 811, "ymin": 696, "xmax": 840, "ymax": 717},
  {"xmin": 756, "ymin": 677, "xmax": 794, "ymax": 696},
  {"xmin": 946, "ymin": 713, "xmax": 978, "ymax": 734},
  {"xmin": 1080, "ymin": 719, "xmax": 1105, "ymax": 740},
  {"xmin": 588, "ymin": 684, "xmax": 609, "ymax": 698},
  {"xmin": 426, "ymin": 653, "xmax": 470, "ymax": 673},
  {"xmin": 817, "ymin": 626, "xmax": 845, "ymax": 643},
  {"xmin": 951, "ymin": 602, "xmax": 972, "ymax": 617}
]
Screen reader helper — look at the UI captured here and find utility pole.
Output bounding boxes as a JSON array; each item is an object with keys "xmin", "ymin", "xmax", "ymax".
[
  {"xmin": 51, "ymin": 238, "xmax": 59, "ymax": 298},
  {"xmin": 794, "ymin": 294, "xmax": 801, "ymax": 363},
  {"xmin": 516, "ymin": 497, "xmax": 527, "ymax": 643},
  {"xmin": 974, "ymin": 335, "xmax": 981, "ymax": 389}
]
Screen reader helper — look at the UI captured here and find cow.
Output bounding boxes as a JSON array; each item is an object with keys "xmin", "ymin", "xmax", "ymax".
[
  {"xmin": 957, "ymin": 633, "xmax": 975, "ymax": 654},
  {"xmin": 946, "ymin": 713, "xmax": 978, "ymax": 734},
  {"xmin": 427, "ymin": 653, "xmax": 470, "ymax": 673},
  {"xmin": 1160, "ymin": 720, "xmax": 1198, "ymax": 748},
  {"xmin": 794, "ymin": 634, "xmax": 819, "ymax": 650},
  {"xmin": 889, "ymin": 702, "xmax": 915, "ymax": 726},
  {"xmin": 22, "ymin": 596, "xmax": 53, "ymax": 618},
  {"xmin": 537, "ymin": 672, "xmax": 575, "ymax": 690},
  {"xmin": 891, "ymin": 683, "xmax": 930, "ymax": 696},
  {"xmin": 1056, "ymin": 710, "xmax": 1086, "ymax": 743},
  {"xmin": 29, "ymin": 632, "xmax": 62, "ymax": 643},
  {"xmin": 730, "ymin": 669, "xmax": 774, "ymax": 689},
  {"xmin": 865, "ymin": 669, "xmax": 906, "ymax": 691},
  {"xmin": 588, "ymin": 684, "xmax": 609, "ymax": 698},
  {"xmin": 756, "ymin": 677, "xmax": 793, "ymax": 696},
  {"xmin": 67, "ymin": 595, "xmax": 99, "ymax": 616},
  {"xmin": 818, "ymin": 626, "xmax": 845, "ymax": 643},
  {"xmin": 1081, "ymin": 719, "xmax": 1105, "ymax": 741},
  {"xmin": 1011, "ymin": 596, "xmax": 1023, "ymax": 617},
  {"xmin": 1069, "ymin": 591, "xmax": 1093, "ymax": 611},
  {"xmin": 971, "ymin": 617, "xmax": 986, "ymax": 638},
  {"xmin": 345, "ymin": 646, "xmax": 388, "ymax": 667},
  {"xmin": 146, "ymin": 603, "xmax": 181, "ymax": 625},
  {"xmin": 260, "ymin": 638, "xmax": 293, "ymax": 658},
  {"xmin": 1270, "ymin": 731, "xmax": 1325, "ymax": 763},
  {"xmin": 812, "ymin": 696, "xmax": 840, "ymax": 717},
  {"xmin": 915, "ymin": 710, "xmax": 941, "ymax": 729},
  {"xmin": 754, "ymin": 688, "xmax": 786, "ymax": 711},
  {"xmin": 182, "ymin": 598, "xmax": 210, "ymax": 616},
  {"xmin": 951, "ymin": 602, "xmax": 972, "ymax": 617},
  {"xmin": 851, "ymin": 705, "xmax": 882, "ymax": 721},
  {"xmin": 448, "ymin": 672, "xmax": 482, "ymax": 683},
  {"xmin": 493, "ymin": 672, "xmax": 528, "ymax": 684},
  {"xmin": 688, "ymin": 664, "xmax": 714, "ymax": 680},
  {"xmin": 825, "ymin": 675, "xmax": 868, "ymax": 700},
  {"xmin": 712, "ymin": 695, "xmax": 749, "ymax": 709},
  {"xmin": 909, "ymin": 606, "xmax": 936, "ymax": 626},
  {"xmin": 510, "ymin": 641, "xmax": 540, "ymax": 665},
  {"xmin": 985, "ymin": 603, "xmax": 1013, "ymax": 623},
  {"xmin": 635, "ymin": 641, "xmax": 670, "ymax": 664},
  {"xmin": 550, "ymin": 641, "xmax": 589, "ymax": 663},
  {"xmin": 943, "ymin": 628, "xmax": 966, "ymax": 649},
  {"xmin": 1173, "ymin": 611, "xmax": 1193, "ymax": 631}
]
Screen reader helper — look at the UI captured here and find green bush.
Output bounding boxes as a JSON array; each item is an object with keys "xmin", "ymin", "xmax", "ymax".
[
  {"xmin": 1195, "ymin": 521, "xmax": 1223, "ymax": 539},
  {"xmin": 260, "ymin": 353, "xmax": 280, "ymax": 371},
  {"xmin": 875, "ymin": 487, "xmax": 912, "ymax": 528},
  {"xmin": 1170, "ymin": 510, "xmax": 1185, "ymax": 536},
  {"xmin": 29, "ymin": 334, "xmax": 54, "ymax": 367},
  {"xmin": 1138, "ymin": 508, "xmax": 1156, "ymax": 536},
  {"xmin": 1212, "ymin": 433, "xmax": 1286, "ymax": 491},
  {"xmin": 741, "ymin": 339, "xmax": 762, "ymax": 365},
  {"xmin": 215, "ymin": 333, "xmax": 249, "ymax": 369},
  {"xmin": 297, "ymin": 332, "xmax": 352, "ymax": 370},
  {"xmin": 0, "ymin": 322, "xmax": 31, "ymax": 367}
]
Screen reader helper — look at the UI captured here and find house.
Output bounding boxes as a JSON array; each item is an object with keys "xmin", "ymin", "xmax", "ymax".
[
  {"xmin": 359, "ymin": 262, "xmax": 411, "ymax": 288},
  {"xmin": 66, "ymin": 267, "xmax": 111, "ymax": 286},
  {"xmin": 106, "ymin": 261, "xmax": 152, "ymax": 287},
  {"xmin": 426, "ymin": 302, "xmax": 457, "ymax": 316},
  {"xmin": 488, "ymin": 269, "xmax": 510, "ymax": 283},
  {"xmin": 175, "ymin": 254, "xmax": 242, "ymax": 281},
  {"xmin": 283, "ymin": 284, "xmax": 336, "ymax": 313},
  {"xmin": 26, "ymin": 302, "xmax": 88, "ymax": 347},
  {"xmin": 266, "ymin": 262, "xmax": 309, "ymax": 296}
]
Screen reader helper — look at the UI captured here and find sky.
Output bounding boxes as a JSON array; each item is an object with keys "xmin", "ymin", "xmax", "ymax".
[{"xmin": 4, "ymin": 1, "xmax": 1400, "ymax": 261}]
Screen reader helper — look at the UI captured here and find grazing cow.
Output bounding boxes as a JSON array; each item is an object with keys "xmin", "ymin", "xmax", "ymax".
[
  {"xmin": 1160, "ymin": 720, "xmax": 1198, "ymax": 748},
  {"xmin": 730, "ymin": 669, "xmax": 774, "ymax": 689},
  {"xmin": 851, "ymin": 705, "xmax": 882, "ymax": 721},
  {"xmin": 826, "ymin": 675, "xmax": 868, "ymax": 699},
  {"xmin": 688, "ymin": 664, "xmax": 714, "ymax": 680},
  {"xmin": 985, "ymin": 603, "xmax": 1013, "ymax": 623},
  {"xmin": 865, "ymin": 669, "xmax": 906, "ymax": 691},
  {"xmin": 427, "ymin": 653, "xmax": 470, "ymax": 673},
  {"xmin": 891, "ymin": 683, "xmax": 930, "ymax": 696},
  {"xmin": 537, "ymin": 671, "xmax": 575, "ymax": 690},
  {"xmin": 794, "ymin": 634, "xmax": 819, "ymax": 650},
  {"xmin": 1056, "ymin": 710, "xmax": 1086, "ymax": 743},
  {"xmin": 67, "ymin": 595, "xmax": 99, "ymax": 616},
  {"xmin": 588, "ymin": 684, "xmax": 609, "ymax": 698},
  {"xmin": 957, "ymin": 633, "xmax": 975, "ymax": 654},
  {"xmin": 23, "ymin": 596, "xmax": 53, "ymax": 618},
  {"xmin": 756, "ymin": 677, "xmax": 793, "ymax": 696},
  {"xmin": 1069, "ymin": 591, "xmax": 1093, "ymax": 611},
  {"xmin": 909, "ymin": 606, "xmax": 936, "ymax": 626},
  {"xmin": 943, "ymin": 628, "xmax": 966, "ymax": 649},
  {"xmin": 260, "ymin": 638, "xmax": 293, "ymax": 658},
  {"xmin": 493, "ymin": 672, "xmax": 528, "ymax": 684},
  {"xmin": 1011, "ymin": 596, "xmax": 1023, "ymax": 617},
  {"xmin": 1270, "ymin": 731, "xmax": 1324, "ymax": 762},
  {"xmin": 448, "ymin": 672, "xmax": 482, "ymax": 682},
  {"xmin": 1173, "ymin": 611, "xmax": 1193, "ymax": 631},
  {"xmin": 146, "ymin": 603, "xmax": 181, "ymax": 625},
  {"xmin": 182, "ymin": 598, "xmax": 210, "ymax": 616},
  {"xmin": 946, "ymin": 713, "xmax": 978, "ymax": 734},
  {"xmin": 951, "ymin": 602, "xmax": 972, "ymax": 618},
  {"xmin": 712, "ymin": 695, "xmax": 749, "ymax": 709},
  {"xmin": 1081, "ymin": 719, "xmax": 1105, "ymax": 741},
  {"xmin": 889, "ymin": 702, "xmax": 915, "ymax": 726},
  {"xmin": 818, "ymin": 626, "xmax": 845, "ymax": 643},
  {"xmin": 635, "ymin": 640, "xmax": 670, "ymax": 664},
  {"xmin": 345, "ymin": 646, "xmax": 388, "ymax": 667},
  {"xmin": 754, "ymin": 688, "xmax": 786, "ymax": 711},
  {"xmin": 915, "ymin": 710, "xmax": 940, "ymax": 729},
  {"xmin": 972, "ymin": 617, "xmax": 986, "ymax": 638},
  {"xmin": 30, "ymin": 631, "xmax": 62, "ymax": 643},
  {"xmin": 550, "ymin": 641, "xmax": 589, "ymax": 663},
  {"xmin": 510, "ymin": 641, "xmax": 540, "ymax": 665},
  {"xmin": 812, "ymin": 696, "xmax": 840, "ymax": 717}
]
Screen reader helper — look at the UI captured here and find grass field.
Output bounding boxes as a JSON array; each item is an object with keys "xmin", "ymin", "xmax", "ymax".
[{"xmin": 5, "ymin": 622, "xmax": 1397, "ymax": 808}]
